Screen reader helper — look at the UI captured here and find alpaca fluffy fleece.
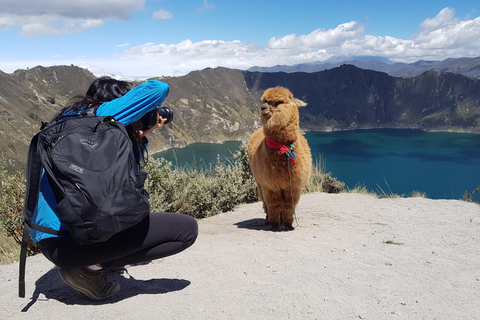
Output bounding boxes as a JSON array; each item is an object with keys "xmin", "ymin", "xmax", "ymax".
[{"xmin": 247, "ymin": 86, "xmax": 312, "ymax": 230}]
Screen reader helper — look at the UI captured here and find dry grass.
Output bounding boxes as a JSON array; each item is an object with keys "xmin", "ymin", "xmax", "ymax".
[
  {"xmin": 304, "ymin": 157, "xmax": 344, "ymax": 194},
  {"xmin": 0, "ymin": 231, "xmax": 20, "ymax": 265},
  {"xmin": 346, "ymin": 184, "xmax": 379, "ymax": 198},
  {"xmin": 346, "ymin": 183, "xmax": 429, "ymax": 199},
  {"xmin": 410, "ymin": 191, "xmax": 427, "ymax": 198}
]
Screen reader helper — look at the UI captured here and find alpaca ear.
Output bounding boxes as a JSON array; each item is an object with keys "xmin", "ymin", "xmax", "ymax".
[{"xmin": 292, "ymin": 98, "xmax": 307, "ymax": 107}]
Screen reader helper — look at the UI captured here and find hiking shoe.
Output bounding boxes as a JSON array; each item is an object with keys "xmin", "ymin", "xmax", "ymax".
[{"xmin": 58, "ymin": 267, "xmax": 121, "ymax": 301}]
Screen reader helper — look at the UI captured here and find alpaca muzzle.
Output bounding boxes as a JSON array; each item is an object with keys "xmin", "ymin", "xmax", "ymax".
[{"xmin": 261, "ymin": 103, "xmax": 270, "ymax": 115}]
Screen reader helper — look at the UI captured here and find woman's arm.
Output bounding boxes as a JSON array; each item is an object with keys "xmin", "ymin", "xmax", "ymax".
[
  {"xmin": 138, "ymin": 113, "xmax": 168, "ymax": 138},
  {"xmin": 96, "ymin": 80, "xmax": 170, "ymax": 126}
]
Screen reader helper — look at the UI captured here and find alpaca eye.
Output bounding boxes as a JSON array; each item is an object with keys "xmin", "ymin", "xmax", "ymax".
[{"xmin": 274, "ymin": 101, "xmax": 282, "ymax": 107}]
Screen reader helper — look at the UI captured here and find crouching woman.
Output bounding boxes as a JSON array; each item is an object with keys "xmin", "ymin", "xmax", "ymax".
[{"xmin": 31, "ymin": 77, "xmax": 198, "ymax": 301}]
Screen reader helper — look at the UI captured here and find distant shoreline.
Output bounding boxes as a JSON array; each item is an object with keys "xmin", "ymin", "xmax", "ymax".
[
  {"xmin": 303, "ymin": 125, "xmax": 480, "ymax": 134},
  {"xmin": 151, "ymin": 126, "xmax": 480, "ymax": 156}
]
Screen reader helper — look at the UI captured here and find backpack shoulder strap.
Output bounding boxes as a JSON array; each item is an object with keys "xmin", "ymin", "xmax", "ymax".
[
  {"xmin": 19, "ymin": 131, "xmax": 72, "ymax": 297},
  {"xmin": 86, "ymin": 107, "xmax": 96, "ymax": 116},
  {"xmin": 19, "ymin": 133, "xmax": 41, "ymax": 298},
  {"xmin": 18, "ymin": 223, "xmax": 30, "ymax": 298}
]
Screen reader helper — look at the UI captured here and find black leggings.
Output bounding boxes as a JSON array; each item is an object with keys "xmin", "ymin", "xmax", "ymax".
[{"xmin": 37, "ymin": 212, "xmax": 198, "ymax": 269}]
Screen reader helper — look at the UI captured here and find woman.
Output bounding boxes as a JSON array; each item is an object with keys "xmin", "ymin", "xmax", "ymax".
[{"xmin": 32, "ymin": 77, "xmax": 198, "ymax": 301}]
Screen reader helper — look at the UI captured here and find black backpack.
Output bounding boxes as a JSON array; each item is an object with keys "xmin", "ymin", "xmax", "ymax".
[{"xmin": 19, "ymin": 109, "xmax": 150, "ymax": 297}]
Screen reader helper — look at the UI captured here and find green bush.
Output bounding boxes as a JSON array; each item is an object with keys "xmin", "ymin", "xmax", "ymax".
[
  {"xmin": 0, "ymin": 167, "xmax": 26, "ymax": 243},
  {"xmin": 0, "ymin": 232, "xmax": 20, "ymax": 264},
  {"xmin": 304, "ymin": 158, "xmax": 345, "ymax": 194},
  {"xmin": 0, "ymin": 167, "xmax": 38, "ymax": 256},
  {"xmin": 144, "ymin": 142, "xmax": 259, "ymax": 218},
  {"xmin": 144, "ymin": 143, "xmax": 344, "ymax": 219}
]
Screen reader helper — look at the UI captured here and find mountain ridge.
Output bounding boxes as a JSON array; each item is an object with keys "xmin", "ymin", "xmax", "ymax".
[
  {"xmin": 1, "ymin": 64, "xmax": 480, "ymax": 169},
  {"xmin": 248, "ymin": 56, "xmax": 480, "ymax": 79}
]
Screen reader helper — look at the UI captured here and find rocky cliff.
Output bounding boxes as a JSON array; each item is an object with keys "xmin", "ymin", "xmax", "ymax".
[
  {"xmin": 243, "ymin": 65, "xmax": 480, "ymax": 132},
  {"xmin": 1, "ymin": 64, "xmax": 480, "ymax": 169}
]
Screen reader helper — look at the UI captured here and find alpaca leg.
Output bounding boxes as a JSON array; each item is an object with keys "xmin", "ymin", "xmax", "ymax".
[
  {"xmin": 268, "ymin": 206, "xmax": 282, "ymax": 231},
  {"xmin": 262, "ymin": 189, "xmax": 284, "ymax": 231},
  {"xmin": 262, "ymin": 201, "xmax": 270, "ymax": 225},
  {"xmin": 282, "ymin": 187, "xmax": 301, "ymax": 231},
  {"xmin": 257, "ymin": 185, "xmax": 270, "ymax": 224},
  {"xmin": 281, "ymin": 198, "xmax": 295, "ymax": 230}
]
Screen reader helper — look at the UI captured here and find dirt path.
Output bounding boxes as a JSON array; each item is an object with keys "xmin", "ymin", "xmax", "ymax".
[{"xmin": 1, "ymin": 193, "xmax": 479, "ymax": 319}]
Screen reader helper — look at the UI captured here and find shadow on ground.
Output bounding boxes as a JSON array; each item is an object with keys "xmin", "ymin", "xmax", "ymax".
[
  {"xmin": 234, "ymin": 218, "xmax": 269, "ymax": 230},
  {"xmin": 21, "ymin": 266, "xmax": 190, "ymax": 312}
]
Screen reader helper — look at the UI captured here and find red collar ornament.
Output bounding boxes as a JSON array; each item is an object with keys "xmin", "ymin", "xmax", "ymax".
[{"xmin": 265, "ymin": 137, "xmax": 297, "ymax": 163}]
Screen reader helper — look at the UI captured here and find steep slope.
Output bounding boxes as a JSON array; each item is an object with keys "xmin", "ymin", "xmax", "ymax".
[
  {"xmin": 0, "ymin": 66, "xmax": 95, "ymax": 168},
  {"xmin": 1, "ymin": 64, "xmax": 480, "ymax": 169},
  {"xmin": 244, "ymin": 65, "xmax": 480, "ymax": 132},
  {"xmin": 149, "ymin": 67, "xmax": 261, "ymax": 151}
]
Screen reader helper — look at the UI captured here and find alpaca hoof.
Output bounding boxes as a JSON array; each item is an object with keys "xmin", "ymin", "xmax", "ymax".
[
  {"xmin": 271, "ymin": 223, "xmax": 280, "ymax": 231},
  {"xmin": 285, "ymin": 223, "xmax": 295, "ymax": 231}
]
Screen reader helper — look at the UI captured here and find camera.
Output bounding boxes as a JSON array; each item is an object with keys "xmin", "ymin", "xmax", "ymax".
[{"xmin": 140, "ymin": 106, "xmax": 173, "ymax": 129}]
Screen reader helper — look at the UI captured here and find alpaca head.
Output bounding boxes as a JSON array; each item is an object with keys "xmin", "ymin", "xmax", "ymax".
[{"xmin": 259, "ymin": 86, "xmax": 306, "ymax": 141}]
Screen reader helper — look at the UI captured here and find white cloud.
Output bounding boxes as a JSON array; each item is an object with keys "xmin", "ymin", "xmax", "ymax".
[
  {"xmin": 197, "ymin": 0, "xmax": 214, "ymax": 13},
  {"xmin": 203, "ymin": 0, "xmax": 215, "ymax": 9},
  {"xmin": 263, "ymin": 7, "xmax": 480, "ymax": 64},
  {"xmin": 115, "ymin": 38, "xmax": 333, "ymax": 77},
  {"xmin": 412, "ymin": 7, "xmax": 480, "ymax": 52},
  {"xmin": 268, "ymin": 21, "xmax": 365, "ymax": 50},
  {"xmin": 111, "ymin": 7, "xmax": 480, "ymax": 77},
  {"xmin": 13, "ymin": 17, "xmax": 106, "ymax": 36},
  {"xmin": 0, "ymin": 0, "xmax": 144, "ymax": 19},
  {"xmin": 153, "ymin": 9, "xmax": 173, "ymax": 20},
  {"xmin": 1, "ymin": 6, "xmax": 479, "ymax": 78},
  {"xmin": 419, "ymin": 7, "xmax": 457, "ymax": 33},
  {"xmin": 0, "ymin": 0, "xmax": 144, "ymax": 35}
]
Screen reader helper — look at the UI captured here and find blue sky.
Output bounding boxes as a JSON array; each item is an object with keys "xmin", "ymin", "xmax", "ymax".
[{"xmin": 0, "ymin": 0, "xmax": 479, "ymax": 79}]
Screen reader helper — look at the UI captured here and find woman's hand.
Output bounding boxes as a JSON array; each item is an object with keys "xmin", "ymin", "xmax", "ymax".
[{"xmin": 139, "ymin": 112, "xmax": 167, "ymax": 138}]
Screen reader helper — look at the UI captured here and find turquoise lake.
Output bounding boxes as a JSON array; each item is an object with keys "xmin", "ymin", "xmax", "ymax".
[{"xmin": 153, "ymin": 129, "xmax": 480, "ymax": 199}]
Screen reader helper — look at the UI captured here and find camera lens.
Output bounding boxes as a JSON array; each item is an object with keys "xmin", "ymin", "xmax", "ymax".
[
  {"xmin": 140, "ymin": 106, "xmax": 174, "ymax": 129},
  {"xmin": 157, "ymin": 107, "xmax": 173, "ymax": 124}
]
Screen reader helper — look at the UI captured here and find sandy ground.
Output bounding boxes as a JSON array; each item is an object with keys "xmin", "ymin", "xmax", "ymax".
[{"xmin": 1, "ymin": 192, "xmax": 479, "ymax": 320}]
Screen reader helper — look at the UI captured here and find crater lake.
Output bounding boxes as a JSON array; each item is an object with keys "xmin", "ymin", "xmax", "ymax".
[{"xmin": 153, "ymin": 129, "xmax": 480, "ymax": 199}]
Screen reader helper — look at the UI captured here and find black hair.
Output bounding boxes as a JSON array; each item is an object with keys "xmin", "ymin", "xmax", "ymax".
[
  {"xmin": 54, "ymin": 76, "xmax": 147, "ymax": 165},
  {"xmin": 85, "ymin": 77, "xmax": 134, "ymax": 103}
]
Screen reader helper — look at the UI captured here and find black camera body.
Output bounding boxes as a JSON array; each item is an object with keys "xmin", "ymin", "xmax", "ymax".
[{"xmin": 140, "ymin": 106, "xmax": 173, "ymax": 129}]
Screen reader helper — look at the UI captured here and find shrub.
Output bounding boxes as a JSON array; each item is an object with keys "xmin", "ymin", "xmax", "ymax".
[
  {"xmin": 0, "ymin": 232, "xmax": 20, "ymax": 265},
  {"xmin": 0, "ymin": 167, "xmax": 38, "ymax": 256},
  {"xmin": 304, "ymin": 157, "xmax": 345, "ymax": 194},
  {"xmin": 233, "ymin": 142, "xmax": 259, "ymax": 203},
  {"xmin": 144, "ymin": 142, "xmax": 259, "ymax": 218},
  {"xmin": 0, "ymin": 167, "xmax": 26, "ymax": 243},
  {"xmin": 411, "ymin": 191, "xmax": 427, "ymax": 198},
  {"xmin": 347, "ymin": 183, "xmax": 379, "ymax": 197},
  {"xmin": 463, "ymin": 186, "xmax": 480, "ymax": 204},
  {"xmin": 144, "ymin": 143, "xmax": 344, "ymax": 219}
]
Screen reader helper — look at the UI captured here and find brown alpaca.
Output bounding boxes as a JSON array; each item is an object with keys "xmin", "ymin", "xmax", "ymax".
[{"xmin": 247, "ymin": 87, "xmax": 312, "ymax": 231}]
